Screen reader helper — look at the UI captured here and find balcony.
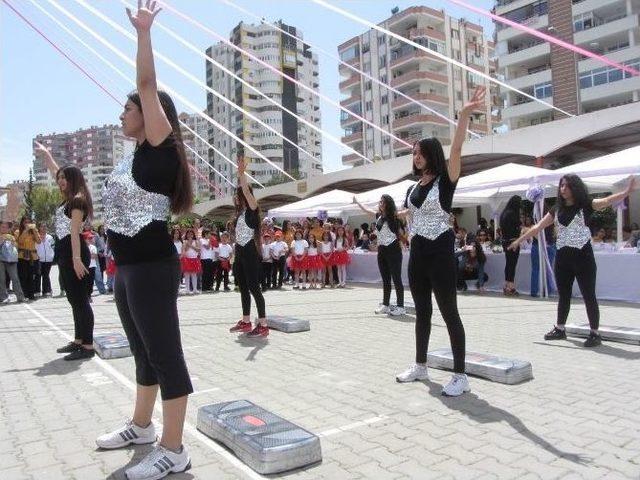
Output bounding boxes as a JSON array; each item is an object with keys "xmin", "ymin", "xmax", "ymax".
[
  {"xmin": 391, "ymin": 70, "xmax": 448, "ymax": 88},
  {"xmin": 393, "ymin": 113, "xmax": 449, "ymax": 130},
  {"xmin": 340, "ymin": 112, "xmax": 362, "ymax": 127},
  {"xmin": 573, "ymin": 0, "xmax": 627, "ymax": 17},
  {"xmin": 342, "ymin": 131, "xmax": 363, "ymax": 144},
  {"xmin": 391, "ymin": 92, "xmax": 449, "ymax": 110},
  {"xmin": 499, "ymin": 42, "xmax": 550, "ymax": 69},
  {"xmin": 339, "ymin": 74, "xmax": 360, "ymax": 90},
  {"xmin": 408, "ymin": 27, "xmax": 445, "ymax": 42},
  {"xmin": 502, "ymin": 98, "xmax": 553, "ymax": 120},
  {"xmin": 496, "ymin": 14, "xmax": 549, "ymax": 43},
  {"xmin": 340, "ymin": 94, "xmax": 361, "ymax": 107},
  {"xmin": 507, "ymin": 69, "xmax": 552, "ymax": 91},
  {"xmin": 341, "ymin": 152, "xmax": 362, "ymax": 165},
  {"xmin": 391, "ymin": 49, "xmax": 442, "ymax": 69},
  {"xmin": 575, "ymin": 15, "xmax": 640, "ymax": 47}
]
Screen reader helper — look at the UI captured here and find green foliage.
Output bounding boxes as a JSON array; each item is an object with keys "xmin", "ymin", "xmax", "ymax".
[{"xmin": 31, "ymin": 186, "xmax": 63, "ymax": 229}]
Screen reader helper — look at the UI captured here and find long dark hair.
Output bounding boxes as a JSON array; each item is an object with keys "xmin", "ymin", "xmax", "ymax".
[
  {"xmin": 471, "ymin": 240, "xmax": 486, "ymax": 265},
  {"xmin": 56, "ymin": 164, "xmax": 94, "ymax": 219},
  {"xmin": 500, "ymin": 195, "xmax": 521, "ymax": 226},
  {"xmin": 127, "ymin": 90, "xmax": 192, "ymax": 214},
  {"xmin": 413, "ymin": 138, "xmax": 447, "ymax": 177},
  {"xmin": 557, "ymin": 174, "xmax": 590, "ymax": 211},
  {"xmin": 380, "ymin": 194, "xmax": 398, "ymax": 232}
]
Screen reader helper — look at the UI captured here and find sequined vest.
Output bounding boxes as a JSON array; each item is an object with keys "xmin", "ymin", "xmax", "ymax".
[
  {"xmin": 54, "ymin": 204, "xmax": 72, "ymax": 240},
  {"xmin": 407, "ymin": 179, "xmax": 451, "ymax": 240},
  {"xmin": 377, "ymin": 221, "xmax": 398, "ymax": 247},
  {"xmin": 555, "ymin": 209, "xmax": 591, "ymax": 250},
  {"xmin": 235, "ymin": 210, "xmax": 254, "ymax": 247},
  {"xmin": 102, "ymin": 154, "xmax": 171, "ymax": 237}
]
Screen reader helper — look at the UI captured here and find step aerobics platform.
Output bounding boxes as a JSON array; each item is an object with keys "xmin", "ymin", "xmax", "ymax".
[
  {"xmin": 197, "ymin": 400, "xmax": 322, "ymax": 474},
  {"xmin": 565, "ymin": 324, "xmax": 640, "ymax": 345},
  {"xmin": 427, "ymin": 348, "xmax": 533, "ymax": 384},
  {"xmin": 93, "ymin": 332, "xmax": 131, "ymax": 359},
  {"xmin": 266, "ymin": 316, "xmax": 310, "ymax": 333}
]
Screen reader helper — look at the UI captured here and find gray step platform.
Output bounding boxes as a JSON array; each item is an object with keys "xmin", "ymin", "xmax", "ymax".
[
  {"xmin": 197, "ymin": 400, "xmax": 322, "ymax": 474},
  {"xmin": 93, "ymin": 332, "xmax": 131, "ymax": 359},
  {"xmin": 566, "ymin": 324, "xmax": 640, "ymax": 345},
  {"xmin": 427, "ymin": 348, "xmax": 533, "ymax": 385},
  {"xmin": 403, "ymin": 301, "xmax": 415, "ymax": 314},
  {"xmin": 266, "ymin": 316, "xmax": 310, "ymax": 333}
]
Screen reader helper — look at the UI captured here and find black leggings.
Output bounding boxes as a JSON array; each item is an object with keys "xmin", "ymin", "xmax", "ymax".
[
  {"xmin": 377, "ymin": 241, "xmax": 404, "ymax": 307},
  {"xmin": 114, "ymin": 257, "xmax": 192, "ymax": 401},
  {"xmin": 504, "ymin": 240, "xmax": 519, "ymax": 282},
  {"xmin": 408, "ymin": 237, "xmax": 466, "ymax": 373},
  {"xmin": 59, "ymin": 250, "xmax": 94, "ymax": 344},
  {"xmin": 272, "ymin": 257, "xmax": 285, "ymax": 288},
  {"xmin": 18, "ymin": 258, "xmax": 37, "ymax": 300},
  {"xmin": 235, "ymin": 241, "xmax": 266, "ymax": 318},
  {"xmin": 554, "ymin": 245, "xmax": 599, "ymax": 330}
]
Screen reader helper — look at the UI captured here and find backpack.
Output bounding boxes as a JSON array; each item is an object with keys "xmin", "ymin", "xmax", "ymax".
[{"xmin": 0, "ymin": 239, "xmax": 19, "ymax": 263}]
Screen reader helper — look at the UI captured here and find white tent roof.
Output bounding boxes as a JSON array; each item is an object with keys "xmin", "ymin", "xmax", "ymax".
[
  {"xmin": 267, "ymin": 189, "xmax": 354, "ymax": 219},
  {"xmin": 340, "ymin": 180, "xmax": 416, "ymax": 216}
]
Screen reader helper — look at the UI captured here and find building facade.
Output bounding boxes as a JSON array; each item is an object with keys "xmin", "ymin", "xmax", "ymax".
[
  {"xmin": 33, "ymin": 125, "xmax": 135, "ymax": 220},
  {"xmin": 337, "ymin": 6, "xmax": 499, "ymax": 166},
  {"xmin": 495, "ymin": 0, "xmax": 640, "ymax": 130},
  {"xmin": 205, "ymin": 21, "xmax": 322, "ymax": 198},
  {"xmin": 179, "ymin": 111, "xmax": 217, "ymax": 201}
]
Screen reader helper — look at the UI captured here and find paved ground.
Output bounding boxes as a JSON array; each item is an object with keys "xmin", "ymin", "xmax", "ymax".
[{"xmin": 1, "ymin": 273, "xmax": 639, "ymax": 479}]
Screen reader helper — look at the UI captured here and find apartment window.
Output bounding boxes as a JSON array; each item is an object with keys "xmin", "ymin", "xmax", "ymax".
[
  {"xmin": 379, "ymin": 55, "xmax": 387, "ymax": 68},
  {"xmin": 534, "ymin": 82, "xmax": 552, "ymax": 99},
  {"xmin": 382, "ymin": 114, "xmax": 389, "ymax": 125},
  {"xmin": 381, "ymin": 95, "xmax": 388, "ymax": 105},
  {"xmin": 365, "ymin": 101, "xmax": 373, "ymax": 111},
  {"xmin": 378, "ymin": 35, "xmax": 385, "ymax": 45},
  {"xmin": 365, "ymin": 80, "xmax": 372, "ymax": 91},
  {"xmin": 573, "ymin": 12, "xmax": 594, "ymax": 32}
]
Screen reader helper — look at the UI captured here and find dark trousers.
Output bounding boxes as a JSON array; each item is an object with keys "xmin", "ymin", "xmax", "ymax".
[
  {"xmin": 261, "ymin": 261, "xmax": 272, "ymax": 290},
  {"xmin": 408, "ymin": 237, "xmax": 466, "ymax": 373},
  {"xmin": 201, "ymin": 259, "xmax": 215, "ymax": 291},
  {"xmin": 114, "ymin": 257, "xmax": 193, "ymax": 401},
  {"xmin": 555, "ymin": 245, "xmax": 599, "ymax": 330},
  {"xmin": 235, "ymin": 241, "xmax": 266, "ymax": 318},
  {"xmin": 377, "ymin": 242, "xmax": 404, "ymax": 307},
  {"xmin": 87, "ymin": 267, "xmax": 96, "ymax": 296},
  {"xmin": 18, "ymin": 258, "xmax": 37, "ymax": 300},
  {"xmin": 504, "ymin": 240, "xmax": 519, "ymax": 282},
  {"xmin": 272, "ymin": 256, "xmax": 285, "ymax": 288},
  {"xmin": 59, "ymin": 255, "xmax": 94, "ymax": 344},
  {"xmin": 216, "ymin": 262, "xmax": 229, "ymax": 290},
  {"xmin": 37, "ymin": 261, "xmax": 53, "ymax": 295}
]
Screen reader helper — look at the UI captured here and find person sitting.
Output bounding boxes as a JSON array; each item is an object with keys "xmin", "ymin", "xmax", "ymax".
[
  {"xmin": 591, "ymin": 227, "xmax": 607, "ymax": 244},
  {"xmin": 356, "ymin": 232, "xmax": 371, "ymax": 251},
  {"xmin": 457, "ymin": 240, "xmax": 488, "ymax": 292}
]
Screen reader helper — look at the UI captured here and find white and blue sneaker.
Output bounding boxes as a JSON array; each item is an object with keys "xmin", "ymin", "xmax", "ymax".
[
  {"xmin": 396, "ymin": 363, "xmax": 429, "ymax": 383},
  {"xmin": 125, "ymin": 444, "xmax": 191, "ymax": 480},
  {"xmin": 389, "ymin": 306, "xmax": 406, "ymax": 316},
  {"xmin": 442, "ymin": 373, "xmax": 471, "ymax": 397},
  {"xmin": 96, "ymin": 419, "xmax": 156, "ymax": 450},
  {"xmin": 375, "ymin": 304, "xmax": 390, "ymax": 314}
]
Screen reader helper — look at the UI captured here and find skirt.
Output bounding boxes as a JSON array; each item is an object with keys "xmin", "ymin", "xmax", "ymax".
[
  {"xmin": 306, "ymin": 255, "xmax": 322, "ymax": 269},
  {"xmin": 332, "ymin": 250, "xmax": 351, "ymax": 266},
  {"xmin": 219, "ymin": 258, "xmax": 231, "ymax": 271},
  {"xmin": 181, "ymin": 257, "xmax": 202, "ymax": 273},
  {"xmin": 106, "ymin": 258, "xmax": 117, "ymax": 276},
  {"xmin": 320, "ymin": 253, "xmax": 333, "ymax": 267},
  {"xmin": 290, "ymin": 255, "xmax": 307, "ymax": 270}
]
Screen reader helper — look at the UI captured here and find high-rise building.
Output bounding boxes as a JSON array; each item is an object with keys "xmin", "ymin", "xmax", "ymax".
[
  {"xmin": 495, "ymin": 0, "xmax": 640, "ymax": 131},
  {"xmin": 33, "ymin": 125, "xmax": 136, "ymax": 220},
  {"xmin": 206, "ymin": 21, "xmax": 322, "ymax": 198},
  {"xmin": 179, "ymin": 111, "xmax": 216, "ymax": 201},
  {"xmin": 337, "ymin": 6, "xmax": 499, "ymax": 166}
]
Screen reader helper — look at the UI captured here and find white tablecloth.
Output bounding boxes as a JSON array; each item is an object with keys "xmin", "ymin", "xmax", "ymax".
[{"xmin": 347, "ymin": 250, "xmax": 640, "ymax": 303}]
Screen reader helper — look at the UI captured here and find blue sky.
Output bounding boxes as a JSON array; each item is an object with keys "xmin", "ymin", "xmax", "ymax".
[{"xmin": 0, "ymin": 0, "xmax": 494, "ymax": 187}]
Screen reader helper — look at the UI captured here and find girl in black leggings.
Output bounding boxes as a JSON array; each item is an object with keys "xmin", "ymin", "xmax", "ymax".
[
  {"xmin": 500, "ymin": 195, "xmax": 522, "ymax": 295},
  {"xmin": 52, "ymin": 165, "xmax": 95, "ymax": 361},
  {"xmin": 510, "ymin": 174, "xmax": 636, "ymax": 347},
  {"xmin": 229, "ymin": 156, "xmax": 268, "ymax": 337},
  {"xmin": 395, "ymin": 86, "xmax": 487, "ymax": 397},
  {"xmin": 353, "ymin": 194, "xmax": 405, "ymax": 316}
]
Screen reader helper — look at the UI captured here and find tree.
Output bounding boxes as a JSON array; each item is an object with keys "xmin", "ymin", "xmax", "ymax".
[{"xmin": 31, "ymin": 186, "xmax": 63, "ymax": 229}]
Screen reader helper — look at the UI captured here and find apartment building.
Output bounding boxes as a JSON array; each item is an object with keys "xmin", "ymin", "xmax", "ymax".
[
  {"xmin": 338, "ymin": 6, "xmax": 499, "ymax": 166},
  {"xmin": 495, "ymin": 0, "xmax": 640, "ymax": 130}
]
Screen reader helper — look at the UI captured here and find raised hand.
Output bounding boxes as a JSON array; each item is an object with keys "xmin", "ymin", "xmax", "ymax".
[
  {"xmin": 461, "ymin": 86, "xmax": 487, "ymax": 116},
  {"xmin": 237, "ymin": 156, "xmax": 246, "ymax": 179},
  {"xmin": 126, "ymin": 0, "xmax": 162, "ymax": 32}
]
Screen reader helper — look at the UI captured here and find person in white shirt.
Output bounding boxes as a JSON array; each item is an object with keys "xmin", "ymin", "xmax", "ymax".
[
  {"xmin": 261, "ymin": 234, "xmax": 273, "ymax": 291},
  {"xmin": 269, "ymin": 231, "xmax": 287, "ymax": 289},
  {"xmin": 181, "ymin": 229, "xmax": 201, "ymax": 295},
  {"xmin": 172, "ymin": 228, "xmax": 183, "ymax": 255},
  {"xmin": 320, "ymin": 231, "xmax": 335, "ymax": 288},
  {"xmin": 306, "ymin": 233, "xmax": 321, "ymax": 289},
  {"xmin": 84, "ymin": 232, "xmax": 106, "ymax": 297},
  {"xmin": 289, "ymin": 230, "xmax": 309, "ymax": 289},
  {"xmin": 35, "ymin": 223, "xmax": 55, "ymax": 297},
  {"xmin": 200, "ymin": 229, "xmax": 215, "ymax": 292},
  {"xmin": 216, "ymin": 232, "xmax": 233, "ymax": 291}
]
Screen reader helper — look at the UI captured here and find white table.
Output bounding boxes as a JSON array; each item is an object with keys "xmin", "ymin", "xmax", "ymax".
[{"xmin": 347, "ymin": 249, "xmax": 640, "ymax": 303}]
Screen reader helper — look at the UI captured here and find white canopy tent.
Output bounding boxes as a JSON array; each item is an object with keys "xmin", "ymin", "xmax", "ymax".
[
  {"xmin": 341, "ymin": 180, "xmax": 416, "ymax": 216},
  {"xmin": 267, "ymin": 189, "xmax": 354, "ymax": 219}
]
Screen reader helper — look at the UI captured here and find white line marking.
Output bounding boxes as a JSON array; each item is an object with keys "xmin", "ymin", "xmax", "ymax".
[
  {"xmin": 24, "ymin": 304, "xmax": 266, "ymax": 480},
  {"xmin": 190, "ymin": 388, "xmax": 221, "ymax": 396},
  {"xmin": 318, "ymin": 415, "xmax": 388, "ymax": 437}
]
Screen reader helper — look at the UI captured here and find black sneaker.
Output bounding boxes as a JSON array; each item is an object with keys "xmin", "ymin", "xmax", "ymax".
[
  {"xmin": 57, "ymin": 342, "xmax": 82, "ymax": 354},
  {"xmin": 64, "ymin": 348, "xmax": 95, "ymax": 361},
  {"xmin": 544, "ymin": 326, "xmax": 567, "ymax": 340},
  {"xmin": 583, "ymin": 332, "xmax": 602, "ymax": 348}
]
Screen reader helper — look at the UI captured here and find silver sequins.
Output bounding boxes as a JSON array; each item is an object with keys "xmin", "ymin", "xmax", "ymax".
[
  {"xmin": 54, "ymin": 204, "xmax": 71, "ymax": 240},
  {"xmin": 556, "ymin": 209, "xmax": 591, "ymax": 250},
  {"xmin": 377, "ymin": 221, "xmax": 397, "ymax": 247},
  {"xmin": 407, "ymin": 179, "xmax": 451, "ymax": 240},
  {"xmin": 102, "ymin": 154, "xmax": 171, "ymax": 237},
  {"xmin": 235, "ymin": 211, "xmax": 254, "ymax": 246}
]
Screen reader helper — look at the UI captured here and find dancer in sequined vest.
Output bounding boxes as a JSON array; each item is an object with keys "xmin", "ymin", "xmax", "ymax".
[{"xmin": 510, "ymin": 174, "xmax": 636, "ymax": 347}]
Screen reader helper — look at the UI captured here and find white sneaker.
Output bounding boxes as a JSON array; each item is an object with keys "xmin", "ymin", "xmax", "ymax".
[
  {"xmin": 442, "ymin": 373, "xmax": 471, "ymax": 397},
  {"xmin": 396, "ymin": 363, "xmax": 429, "ymax": 383},
  {"xmin": 125, "ymin": 444, "xmax": 191, "ymax": 480},
  {"xmin": 96, "ymin": 419, "xmax": 156, "ymax": 449},
  {"xmin": 389, "ymin": 306, "xmax": 406, "ymax": 316},
  {"xmin": 375, "ymin": 304, "xmax": 390, "ymax": 314}
]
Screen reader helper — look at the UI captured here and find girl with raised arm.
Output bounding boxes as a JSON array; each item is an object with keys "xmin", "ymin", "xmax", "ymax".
[
  {"xmin": 96, "ymin": 3, "xmax": 194, "ymax": 478},
  {"xmin": 396, "ymin": 86, "xmax": 486, "ymax": 397}
]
